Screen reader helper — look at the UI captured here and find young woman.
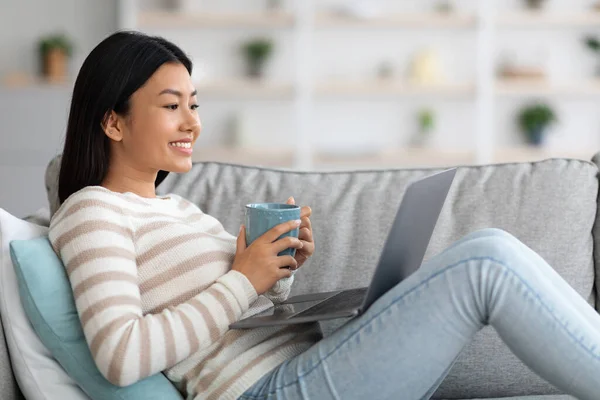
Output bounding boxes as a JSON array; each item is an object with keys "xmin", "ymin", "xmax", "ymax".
[{"xmin": 49, "ymin": 31, "xmax": 600, "ymax": 400}]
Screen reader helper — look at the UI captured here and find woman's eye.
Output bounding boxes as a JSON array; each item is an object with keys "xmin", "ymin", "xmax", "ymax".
[
  {"xmin": 165, "ymin": 104, "xmax": 178, "ymax": 110},
  {"xmin": 191, "ymin": 104, "xmax": 199, "ymax": 110}
]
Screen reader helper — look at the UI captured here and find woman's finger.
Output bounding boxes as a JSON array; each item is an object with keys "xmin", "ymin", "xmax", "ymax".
[
  {"xmin": 298, "ymin": 227, "xmax": 312, "ymax": 242},
  {"xmin": 299, "ymin": 240, "xmax": 314, "ymax": 256},
  {"xmin": 276, "ymin": 255, "xmax": 298, "ymax": 270},
  {"xmin": 300, "ymin": 215, "xmax": 312, "ymax": 231},
  {"xmin": 272, "ymin": 235, "xmax": 304, "ymax": 254},
  {"xmin": 300, "ymin": 206, "xmax": 312, "ymax": 219}
]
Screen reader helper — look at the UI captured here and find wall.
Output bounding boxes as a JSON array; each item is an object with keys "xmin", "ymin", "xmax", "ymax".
[{"xmin": 0, "ymin": 0, "xmax": 117, "ymax": 217}]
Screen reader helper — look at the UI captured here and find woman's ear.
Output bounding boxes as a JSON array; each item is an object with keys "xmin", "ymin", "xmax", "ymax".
[{"xmin": 101, "ymin": 111, "xmax": 124, "ymax": 142}]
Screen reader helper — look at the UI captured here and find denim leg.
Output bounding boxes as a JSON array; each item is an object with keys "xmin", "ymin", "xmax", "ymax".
[{"xmin": 239, "ymin": 229, "xmax": 600, "ymax": 400}]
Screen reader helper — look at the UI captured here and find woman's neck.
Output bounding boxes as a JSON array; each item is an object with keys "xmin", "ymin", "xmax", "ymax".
[{"xmin": 102, "ymin": 174, "xmax": 157, "ymax": 199}]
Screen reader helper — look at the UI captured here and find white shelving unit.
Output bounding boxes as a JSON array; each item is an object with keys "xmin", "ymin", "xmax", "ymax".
[
  {"xmin": 137, "ymin": 11, "xmax": 295, "ymax": 29},
  {"xmin": 496, "ymin": 10, "xmax": 600, "ymax": 27},
  {"xmin": 117, "ymin": 0, "xmax": 600, "ymax": 170},
  {"xmin": 495, "ymin": 78, "xmax": 600, "ymax": 97},
  {"xmin": 315, "ymin": 81, "xmax": 475, "ymax": 97},
  {"xmin": 314, "ymin": 12, "xmax": 477, "ymax": 29}
]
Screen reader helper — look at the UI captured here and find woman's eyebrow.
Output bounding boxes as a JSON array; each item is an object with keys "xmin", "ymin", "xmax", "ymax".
[{"xmin": 158, "ymin": 88, "xmax": 198, "ymax": 97}]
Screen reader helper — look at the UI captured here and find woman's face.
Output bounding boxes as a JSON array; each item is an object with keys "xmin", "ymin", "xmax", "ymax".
[{"xmin": 110, "ymin": 62, "xmax": 201, "ymax": 175}]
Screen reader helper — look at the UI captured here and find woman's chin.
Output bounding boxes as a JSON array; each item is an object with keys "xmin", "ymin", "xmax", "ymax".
[{"xmin": 169, "ymin": 160, "xmax": 193, "ymax": 173}]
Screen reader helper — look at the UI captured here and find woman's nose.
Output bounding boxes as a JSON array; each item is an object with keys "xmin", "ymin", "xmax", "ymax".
[{"xmin": 182, "ymin": 112, "xmax": 201, "ymax": 134}]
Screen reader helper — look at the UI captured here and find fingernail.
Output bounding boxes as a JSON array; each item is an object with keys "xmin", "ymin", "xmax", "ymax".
[
  {"xmin": 239, "ymin": 225, "xmax": 243, "ymax": 233},
  {"xmin": 294, "ymin": 219, "xmax": 301, "ymax": 226}
]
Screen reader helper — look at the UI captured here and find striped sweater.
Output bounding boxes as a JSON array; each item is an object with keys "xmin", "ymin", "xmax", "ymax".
[{"xmin": 48, "ymin": 186, "xmax": 322, "ymax": 400}]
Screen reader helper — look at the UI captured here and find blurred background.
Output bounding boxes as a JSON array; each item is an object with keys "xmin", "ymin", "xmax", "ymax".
[{"xmin": 1, "ymin": 0, "xmax": 600, "ymax": 217}]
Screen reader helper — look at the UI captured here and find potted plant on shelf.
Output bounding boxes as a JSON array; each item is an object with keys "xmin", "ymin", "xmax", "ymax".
[
  {"xmin": 523, "ymin": 0, "xmax": 547, "ymax": 10},
  {"xmin": 434, "ymin": 0, "xmax": 454, "ymax": 14},
  {"xmin": 266, "ymin": 0, "xmax": 284, "ymax": 11},
  {"xmin": 583, "ymin": 35, "xmax": 600, "ymax": 77},
  {"xmin": 410, "ymin": 108, "xmax": 436, "ymax": 147},
  {"xmin": 39, "ymin": 33, "xmax": 73, "ymax": 82},
  {"xmin": 516, "ymin": 103, "xmax": 557, "ymax": 146},
  {"xmin": 241, "ymin": 38, "xmax": 273, "ymax": 79},
  {"xmin": 163, "ymin": 0, "xmax": 198, "ymax": 12}
]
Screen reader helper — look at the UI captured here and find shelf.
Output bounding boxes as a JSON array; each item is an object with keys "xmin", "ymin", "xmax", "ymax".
[
  {"xmin": 1, "ymin": 73, "xmax": 73, "ymax": 89},
  {"xmin": 316, "ymin": 81, "xmax": 474, "ymax": 98},
  {"xmin": 192, "ymin": 147, "xmax": 294, "ymax": 167},
  {"xmin": 316, "ymin": 12, "xmax": 477, "ymax": 29},
  {"xmin": 312, "ymin": 148, "xmax": 476, "ymax": 169},
  {"xmin": 190, "ymin": 146, "xmax": 595, "ymax": 170},
  {"xmin": 195, "ymin": 79, "xmax": 294, "ymax": 98},
  {"xmin": 496, "ymin": 11, "xmax": 600, "ymax": 27},
  {"xmin": 191, "ymin": 147, "xmax": 476, "ymax": 169},
  {"xmin": 138, "ymin": 9, "xmax": 600, "ymax": 29},
  {"xmin": 495, "ymin": 79, "xmax": 600, "ymax": 97},
  {"xmin": 137, "ymin": 11, "xmax": 295, "ymax": 28},
  {"xmin": 492, "ymin": 147, "xmax": 595, "ymax": 163}
]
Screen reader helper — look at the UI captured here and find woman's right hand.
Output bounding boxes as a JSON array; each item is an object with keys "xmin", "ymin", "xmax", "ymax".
[{"xmin": 232, "ymin": 219, "xmax": 304, "ymax": 295}]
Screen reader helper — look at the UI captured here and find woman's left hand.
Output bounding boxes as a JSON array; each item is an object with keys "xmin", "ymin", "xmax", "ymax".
[{"xmin": 286, "ymin": 196, "xmax": 314, "ymax": 269}]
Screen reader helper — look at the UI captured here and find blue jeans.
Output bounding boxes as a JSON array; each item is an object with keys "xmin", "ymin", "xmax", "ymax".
[{"xmin": 239, "ymin": 228, "xmax": 600, "ymax": 400}]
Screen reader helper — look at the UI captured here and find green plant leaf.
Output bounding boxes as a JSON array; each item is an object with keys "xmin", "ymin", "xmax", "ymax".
[
  {"xmin": 417, "ymin": 109, "xmax": 435, "ymax": 131},
  {"xmin": 517, "ymin": 103, "xmax": 557, "ymax": 134},
  {"xmin": 584, "ymin": 36, "xmax": 600, "ymax": 52},
  {"xmin": 241, "ymin": 38, "xmax": 273, "ymax": 63},
  {"xmin": 38, "ymin": 33, "xmax": 74, "ymax": 56}
]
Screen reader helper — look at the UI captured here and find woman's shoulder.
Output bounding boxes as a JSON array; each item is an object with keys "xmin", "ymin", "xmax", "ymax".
[
  {"xmin": 166, "ymin": 193, "xmax": 204, "ymax": 213},
  {"xmin": 50, "ymin": 186, "xmax": 130, "ymax": 228}
]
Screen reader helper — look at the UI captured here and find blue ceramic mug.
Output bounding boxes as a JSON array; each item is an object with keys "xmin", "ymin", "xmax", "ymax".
[{"xmin": 245, "ymin": 203, "xmax": 301, "ymax": 257}]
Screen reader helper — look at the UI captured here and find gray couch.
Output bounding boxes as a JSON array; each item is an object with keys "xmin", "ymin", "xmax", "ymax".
[{"xmin": 5, "ymin": 152, "xmax": 600, "ymax": 399}]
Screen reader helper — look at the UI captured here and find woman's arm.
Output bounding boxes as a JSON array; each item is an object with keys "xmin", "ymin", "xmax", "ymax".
[{"xmin": 50, "ymin": 198, "xmax": 257, "ymax": 387}]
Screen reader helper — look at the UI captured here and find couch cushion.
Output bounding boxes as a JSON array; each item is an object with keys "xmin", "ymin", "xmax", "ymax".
[
  {"xmin": 589, "ymin": 153, "xmax": 600, "ymax": 311},
  {"xmin": 45, "ymin": 155, "xmax": 62, "ymax": 218},
  {"xmin": 154, "ymin": 158, "xmax": 597, "ymax": 399},
  {"xmin": 9, "ymin": 236, "xmax": 183, "ymax": 400},
  {"xmin": 0, "ymin": 208, "xmax": 87, "ymax": 400}
]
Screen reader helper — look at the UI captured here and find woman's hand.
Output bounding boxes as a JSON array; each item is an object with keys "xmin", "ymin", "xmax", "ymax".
[
  {"xmin": 286, "ymin": 196, "xmax": 315, "ymax": 269},
  {"xmin": 232, "ymin": 220, "xmax": 304, "ymax": 295}
]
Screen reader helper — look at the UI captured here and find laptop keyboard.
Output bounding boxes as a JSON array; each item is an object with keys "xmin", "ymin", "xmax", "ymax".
[{"xmin": 294, "ymin": 288, "xmax": 368, "ymax": 318}]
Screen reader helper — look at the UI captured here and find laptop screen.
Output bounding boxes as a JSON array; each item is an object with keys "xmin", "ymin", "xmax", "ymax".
[{"xmin": 360, "ymin": 168, "xmax": 457, "ymax": 311}]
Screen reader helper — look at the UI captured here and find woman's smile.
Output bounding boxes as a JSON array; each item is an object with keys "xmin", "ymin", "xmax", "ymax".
[{"xmin": 168, "ymin": 140, "xmax": 193, "ymax": 155}]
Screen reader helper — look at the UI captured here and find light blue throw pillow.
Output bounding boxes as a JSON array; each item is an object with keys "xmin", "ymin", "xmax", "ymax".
[{"xmin": 9, "ymin": 237, "xmax": 183, "ymax": 400}]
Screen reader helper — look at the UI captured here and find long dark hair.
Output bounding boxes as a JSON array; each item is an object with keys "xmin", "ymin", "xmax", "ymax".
[{"xmin": 58, "ymin": 31, "xmax": 193, "ymax": 204}]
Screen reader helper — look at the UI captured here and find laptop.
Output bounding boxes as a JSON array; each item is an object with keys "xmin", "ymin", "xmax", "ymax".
[{"xmin": 229, "ymin": 167, "xmax": 457, "ymax": 329}]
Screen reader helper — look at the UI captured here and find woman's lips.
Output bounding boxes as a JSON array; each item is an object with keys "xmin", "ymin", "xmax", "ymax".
[{"xmin": 169, "ymin": 143, "xmax": 193, "ymax": 155}]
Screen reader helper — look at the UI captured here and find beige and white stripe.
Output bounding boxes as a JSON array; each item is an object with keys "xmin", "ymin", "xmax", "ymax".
[{"xmin": 49, "ymin": 186, "xmax": 318, "ymax": 398}]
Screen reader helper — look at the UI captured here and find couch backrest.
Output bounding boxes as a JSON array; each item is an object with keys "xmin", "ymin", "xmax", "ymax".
[
  {"xmin": 154, "ymin": 157, "xmax": 598, "ymax": 398},
  {"xmin": 591, "ymin": 153, "xmax": 600, "ymax": 314}
]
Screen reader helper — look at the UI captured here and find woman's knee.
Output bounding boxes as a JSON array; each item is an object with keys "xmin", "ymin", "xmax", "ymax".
[
  {"xmin": 463, "ymin": 228, "xmax": 517, "ymax": 243},
  {"xmin": 459, "ymin": 232, "xmax": 522, "ymax": 264},
  {"xmin": 429, "ymin": 230, "xmax": 519, "ymax": 271}
]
